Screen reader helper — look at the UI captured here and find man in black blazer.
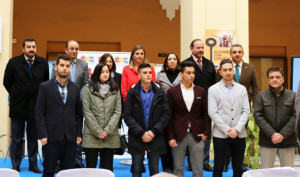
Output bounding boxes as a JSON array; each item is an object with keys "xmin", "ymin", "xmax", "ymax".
[
  {"xmin": 184, "ymin": 39, "xmax": 216, "ymax": 171},
  {"xmin": 35, "ymin": 55, "xmax": 83, "ymax": 177},
  {"xmin": 3, "ymin": 38, "xmax": 49, "ymax": 173}
]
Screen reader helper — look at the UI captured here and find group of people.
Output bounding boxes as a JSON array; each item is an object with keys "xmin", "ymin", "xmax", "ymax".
[{"xmin": 3, "ymin": 38, "xmax": 300, "ymax": 177}]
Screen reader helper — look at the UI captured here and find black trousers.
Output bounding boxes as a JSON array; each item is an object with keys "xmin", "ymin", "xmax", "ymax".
[
  {"xmin": 85, "ymin": 148, "xmax": 114, "ymax": 171},
  {"xmin": 160, "ymin": 144, "xmax": 174, "ymax": 171},
  {"xmin": 42, "ymin": 140, "xmax": 76, "ymax": 177},
  {"xmin": 213, "ymin": 137, "xmax": 245, "ymax": 177},
  {"xmin": 10, "ymin": 118, "xmax": 38, "ymax": 169}
]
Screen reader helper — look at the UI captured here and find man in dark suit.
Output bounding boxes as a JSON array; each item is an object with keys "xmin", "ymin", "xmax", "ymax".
[
  {"xmin": 218, "ymin": 44, "xmax": 259, "ymax": 172},
  {"xmin": 185, "ymin": 39, "xmax": 216, "ymax": 171},
  {"xmin": 51, "ymin": 40, "xmax": 88, "ymax": 168},
  {"xmin": 3, "ymin": 38, "xmax": 49, "ymax": 173},
  {"xmin": 167, "ymin": 61, "xmax": 211, "ymax": 177},
  {"xmin": 35, "ymin": 55, "xmax": 83, "ymax": 177}
]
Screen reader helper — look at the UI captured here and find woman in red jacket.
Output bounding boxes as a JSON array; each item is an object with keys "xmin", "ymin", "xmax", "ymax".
[{"xmin": 121, "ymin": 45, "xmax": 156, "ymax": 101}]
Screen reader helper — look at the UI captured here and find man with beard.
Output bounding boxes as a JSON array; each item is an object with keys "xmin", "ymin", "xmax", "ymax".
[
  {"xmin": 3, "ymin": 38, "xmax": 49, "ymax": 173},
  {"xmin": 185, "ymin": 39, "xmax": 216, "ymax": 171},
  {"xmin": 35, "ymin": 55, "xmax": 83, "ymax": 177},
  {"xmin": 208, "ymin": 59, "xmax": 250, "ymax": 177}
]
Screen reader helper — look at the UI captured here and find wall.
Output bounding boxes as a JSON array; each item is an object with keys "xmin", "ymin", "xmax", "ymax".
[{"xmin": 13, "ymin": 0, "xmax": 180, "ymax": 63}]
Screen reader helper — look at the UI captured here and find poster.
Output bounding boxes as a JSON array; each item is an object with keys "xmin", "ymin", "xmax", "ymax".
[{"xmin": 205, "ymin": 29, "xmax": 237, "ymax": 65}]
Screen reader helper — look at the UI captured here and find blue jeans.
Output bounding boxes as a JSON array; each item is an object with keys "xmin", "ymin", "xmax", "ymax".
[{"xmin": 131, "ymin": 152, "xmax": 159, "ymax": 177}]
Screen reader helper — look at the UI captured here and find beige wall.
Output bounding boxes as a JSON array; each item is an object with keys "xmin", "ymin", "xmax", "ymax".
[
  {"xmin": 181, "ymin": 0, "xmax": 249, "ymax": 62},
  {"xmin": 0, "ymin": 0, "xmax": 13, "ymax": 155}
]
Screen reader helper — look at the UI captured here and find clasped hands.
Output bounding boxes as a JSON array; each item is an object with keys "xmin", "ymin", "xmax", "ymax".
[
  {"xmin": 227, "ymin": 128, "xmax": 238, "ymax": 139},
  {"xmin": 142, "ymin": 130, "xmax": 155, "ymax": 143},
  {"xmin": 271, "ymin": 133, "xmax": 284, "ymax": 144},
  {"xmin": 98, "ymin": 131, "xmax": 109, "ymax": 139}
]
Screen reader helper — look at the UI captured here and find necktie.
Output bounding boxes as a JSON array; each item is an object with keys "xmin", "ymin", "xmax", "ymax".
[
  {"xmin": 197, "ymin": 59, "xmax": 202, "ymax": 70},
  {"xmin": 28, "ymin": 60, "xmax": 34, "ymax": 82},
  {"xmin": 71, "ymin": 62, "xmax": 76, "ymax": 82},
  {"xmin": 235, "ymin": 64, "xmax": 240, "ymax": 83}
]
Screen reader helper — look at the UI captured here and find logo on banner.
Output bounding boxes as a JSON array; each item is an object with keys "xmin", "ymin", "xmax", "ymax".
[
  {"xmin": 81, "ymin": 56, "xmax": 94, "ymax": 63},
  {"xmin": 115, "ymin": 56, "xmax": 129, "ymax": 64}
]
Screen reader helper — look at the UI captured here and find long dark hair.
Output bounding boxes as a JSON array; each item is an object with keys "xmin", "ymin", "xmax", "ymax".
[
  {"xmin": 89, "ymin": 63, "xmax": 119, "ymax": 92},
  {"xmin": 99, "ymin": 53, "xmax": 116, "ymax": 73},
  {"xmin": 162, "ymin": 52, "xmax": 181, "ymax": 71}
]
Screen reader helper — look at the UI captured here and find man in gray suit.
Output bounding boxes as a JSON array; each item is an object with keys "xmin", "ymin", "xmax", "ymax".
[
  {"xmin": 52, "ymin": 40, "xmax": 89, "ymax": 169},
  {"xmin": 52, "ymin": 40, "xmax": 89, "ymax": 89},
  {"xmin": 208, "ymin": 59, "xmax": 250, "ymax": 177}
]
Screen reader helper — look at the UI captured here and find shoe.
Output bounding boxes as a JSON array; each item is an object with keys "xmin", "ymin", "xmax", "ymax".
[
  {"xmin": 12, "ymin": 166, "xmax": 20, "ymax": 172},
  {"xmin": 188, "ymin": 162, "xmax": 192, "ymax": 171},
  {"xmin": 203, "ymin": 164, "xmax": 213, "ymax": 171},
  {"xmin": 29, "ymin": 166, "xmax": 42, "ymax": 173},
  {"xmin": 223, "ymin": 165, "xmax": 228, "ymax": 172},
  {"xmin": 242, "ymin": 164, "xmax": 249, "ymax": 172},
  {"xmin": 75, "ymin": 163, "xmax": 85, "ymax": 168},
  {"xmin": 163, "ymin": 169, "xmax": 173, "ymax": 173}
]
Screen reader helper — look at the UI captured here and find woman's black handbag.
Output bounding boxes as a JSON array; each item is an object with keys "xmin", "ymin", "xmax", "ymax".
[{"xmin": 114, "ymin": 122, "xmax": 128, "ymax": 155}]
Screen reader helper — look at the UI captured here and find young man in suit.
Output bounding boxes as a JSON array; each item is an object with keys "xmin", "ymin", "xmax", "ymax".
[
  {"xmin": 51, "ymin": 40, "xmax": 88, "ymax": 168},
  {"xmin": 3, "ymin": 38, "xmax": 49, "ymax": 173},
  {"xmin": 35, "ymin": 55, "xmax": 83, "ymax": 177},
  {"xmin": 167, "ymin": 61, "xmax": 211, "ymax": 177},
  {"xmin": 208, "ymin": 59, "xmax": 250, "ymax": 177},
  {"xmin": 185, "ymin": 39, "xmax": 216, "ymax": 171}
]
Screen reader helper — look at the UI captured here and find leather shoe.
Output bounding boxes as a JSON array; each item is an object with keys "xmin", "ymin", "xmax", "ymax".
[
  {"xmin": 242, "ymin": 164, "xmax": 249, "ymax": 172},
  {"xmin": 29, "ymin": 166, "xmax": 42, "ymax": 173},
  {"xmin": 12, "ymin": 166, "xmax": 20, "ymax": 172},
  {"xmin": 203, "ymin": 164, "xmax": 213, "ymax": 171},
  {"xmin": 223, "ymin": 165, "xmax": 228, "ymax": 172},
  {"xmin": 75, "ymin": 163, "xmax": 85, "ymax": 168}
]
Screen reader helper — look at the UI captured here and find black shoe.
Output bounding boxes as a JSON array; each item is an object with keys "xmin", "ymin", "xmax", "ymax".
[
  {"xmin": 163, "ymin": 169, "xmax": 173, "ymax": 173},
  {"xmin": 242, "ymin": 165, "xmax": 249, "ymax": 172},
  {"xmin": 12, "ymin": 166, "xmax": 20, "ymax": 172},
  {"xmin": 223, "ymin": 165, "xmax": 228, "ymax": 172},
  {"xmin": 75, "ymin": 163, "xmax": 85, "ymax": 168},
  {"xmin": 203, "ymin": 164, "xmax": 213, "ymax": 171},
  {"xmin": 29, "ymin": 166, "xmax": 42, "ymax": 173},
  {"xmin": 188, "ymin": 163, "xmax": 192, "ymax": 171}
]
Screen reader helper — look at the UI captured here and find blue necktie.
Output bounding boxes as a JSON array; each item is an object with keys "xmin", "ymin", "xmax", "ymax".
[
  {"xmin": 71, "ymin": 62, "xmax": 76, "ymax": 82},
  {"xmin": 28, "ymin": 60, "xmax": 34, "ymax": 82},
  {"xmin": 235, "ymin": 64, "xmax": 240, "ymax": 83}
]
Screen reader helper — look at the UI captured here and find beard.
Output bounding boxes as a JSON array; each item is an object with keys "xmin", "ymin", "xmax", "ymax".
[{"xmin": 57, "ymin": 72, "xmax": 69, "ymax": 79}]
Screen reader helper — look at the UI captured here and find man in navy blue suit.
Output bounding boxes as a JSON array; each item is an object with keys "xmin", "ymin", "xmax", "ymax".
[{"xmin": 35, "ymin": 55, "xmax": 83, "ymax": 177}]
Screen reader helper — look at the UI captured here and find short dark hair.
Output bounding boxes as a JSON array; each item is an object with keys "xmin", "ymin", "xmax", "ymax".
[
  {"xmin": 162, "ymin": 52, "xmax": 181, "ymax": 71},
  {"xmin": 190, "ymin": 39, "xmax": 202, "ymax": 48},
  {"xmin": 23, "ymin": 38, "xmax": 36, "ymax": 48},
  {"xmin": 267, "ymin": 67, "xmax": 284, "ymax": 77},
  {"xmin": 56, "ymin": 55, "xmax": 71, "ymax": 65},
  {"xmin": 179, "ymin": 61, "xmax": 195, "ymax": 73},
  {"xmin": 219, "ymin": 59, "xmax": 233, "ymax": 70},
  {"xmin": 230, "ymin": 44, "xmax": 244, "ymax": 53},
  {"xmin": 89, "ymin": 62, "xmax": 119, "ymax": 92},
  {"xmin": 99, "ymin": 53, "xmax": 116, "ymax": 73},
  {"xmin": 138, "ymin": 63, "xmax": 151, "ymax": 73}
]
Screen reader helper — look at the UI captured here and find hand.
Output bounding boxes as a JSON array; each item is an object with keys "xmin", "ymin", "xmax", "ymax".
[
  {"xmin": 227, "ymin": 128, "xmax": 238, "ymax": 139},
  {"xmin": 98, "ymin": 131, "xmax": 109, "ymax": 139},
  {"xmin": 76, "ymin": 137, "xmax": 82, "ymax": 144},
  {"xmin": 147, "ymin": 130, "xmax": 155, "ymax": 139},
  {"xmin": 142, "ymin": 132, "xmax": 152, "ymax": 143},
  {"xmin": 271, "ymin": 133, "xmax": 284, "ymax": 144},
  {"xmin": 169, "ymin": 139, "xmax": 178, "ymax": 147},
  {"xmin": 41, "ymin": 138, "xmax": 48, "ymax": 146},
  {"xmin": 198, "ymin": 134, "xmax": 207, "ymax": 141}
]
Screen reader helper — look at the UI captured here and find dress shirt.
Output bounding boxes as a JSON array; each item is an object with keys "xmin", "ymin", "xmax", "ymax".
[
  {"xmin": 221, "ymin": 80, "xmax": 235, "ymax": 104},
  {"xmin": 192, "ymin": 55, "xmax": 202, "ymax": 70},
  {"xmin": 24, "ymin": 55, "xmax": 35, "ymax": 63},
  {"xmin": 233, "ymin": 61, "xmax": 242, "ymax": 76},
  {"xmin": 71, "ymin": 59, "xmax": 77, "ymax": 82},
  {"xmin": 140, "ymin": 85, "xmax": 154, "ymax": 130},
  {"xmin": 55, "ymin": 79, "xmax": 68, "ymax": 104},
  {"xmin": 180, "ymin": 83, "xmax": 194, "ymax": 112}
]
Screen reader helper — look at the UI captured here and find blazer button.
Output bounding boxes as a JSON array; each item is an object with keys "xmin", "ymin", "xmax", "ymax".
[
  {"xmin": 231, "ymin": 109, "xmax": 233, "ymax": 111},
  {"xmin": 232, "ymin": 118, "xmax": 234, "ymax": 120}
]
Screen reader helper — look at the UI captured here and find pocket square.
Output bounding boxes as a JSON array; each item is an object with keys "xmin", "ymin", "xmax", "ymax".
[{"xmin": 197, "ymin": 97, "xmax": 202, "ymax": 99}]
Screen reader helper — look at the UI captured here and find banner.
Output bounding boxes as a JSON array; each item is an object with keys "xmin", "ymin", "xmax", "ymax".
[{"xmin": 205, "ymin": 29, "xmax": 237, "ymax": 65}]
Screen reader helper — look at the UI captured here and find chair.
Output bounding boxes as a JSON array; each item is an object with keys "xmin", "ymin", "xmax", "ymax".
[
  {"xmin": 0, "ymin": 168, "xmax": 20, "ymax": 177},
  {"xmin": 242, "ymin": 167, "xmax": 298, "ymax": 177},
  {"xmin": 56, "ymin": 168, "xmax": 115, "ymax": 177}
]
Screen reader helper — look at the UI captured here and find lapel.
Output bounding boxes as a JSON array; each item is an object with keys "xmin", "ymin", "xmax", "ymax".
[
  {"xmin": 190, "ymin": 86, "xmax": 198, "ymax": 111},
  {"xmin": 51, "ymin": 78, "xmax": 64, "ymax": 104},
  {"xmin": 177, "ymin": 84, "xmax": 190, "ymax": 112},
  {"xmin": 66, "ymin": 81, "xmax": 72, "ymax": 105},
  {"xmin": 188, "ymin": 56, "xmax": 202, "ymax": 73},
  {"xmin": 75, "ymin": 58, "xmax": 80, "ymax": 81},
  {"xmin": 239, "ymin": 61, "xmax": 248, "ymax": 84}
]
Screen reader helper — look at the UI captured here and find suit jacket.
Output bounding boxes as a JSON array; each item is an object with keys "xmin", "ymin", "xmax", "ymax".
[
  {"xmin": 185, "ymin": 56, "xmax": 216, "ymax": 93},
  {"xmin": 52, "ymin": 58, "xmax": 89, "ymax": 89},
  {"xmin": 208, "ymin": 81, "xmax": 250, "ymax": 138},
  {"xmin": 35, "ymin": 78, "xmax": 83, "ymax": 142},
  {"xmin": 3, "ymin": 54, "xmax": 49, "ymax": 119},
  {"xmin": 216, "ymin": 61, "xmax": 259, "ymax": 102},
  {"xmin": 167, "ymin": 84, "xmax": 211, "ymax": 142}
]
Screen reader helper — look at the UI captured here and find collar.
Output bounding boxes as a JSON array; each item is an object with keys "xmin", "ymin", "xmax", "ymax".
[
  {"xmin": 55, "ymin": 78, "xmax": 68, "ymax": 87},
  {"xmin": 192, "ymin": 55, "xmax": 202, "ymax": 63},
  {"xmin": 220, "ymin": 79, "xmax": 235, "ymax": 88},
  {"xmin": 180, "ymin": 83, "xmax": 194, "ymax": 90},
  {"xmin": 141, "ymin": 84, "xmax": 153, "ymax": 93},
  {"xmin": 234, "ymin": 60, "xmax": 243, "ymax": 68},
  {"xmin": 71, "ymin": 58, "xmax": 77, "ymax": 64},
  {"xmin": 269, "ymin": 86, "xmax": 285, "ymax": 96},
  {"xmin": 24, "ymin": 55, "xmax": 35, "ymax": 61}
]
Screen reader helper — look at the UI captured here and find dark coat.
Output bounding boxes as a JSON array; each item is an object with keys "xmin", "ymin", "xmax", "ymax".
[
  {"xmin": 35, "ymin": 78, "xmax": 83, "ymax": 142},
  {"xmin": 185, "ymin": 56, "xmax": 216, "ymax": 93},
  {"xmin": 124, "ymin": 81, "xmax": 170, "ymax": 155},
  {"xmin": 254, "ymin": 87, "xmax": 298, "ymax": 148},
  {"xmin": 3, "ymin": 54, "xmax": 49, "ymax": 120},
  {"xmin": 167, "ymin": 84, "xmax": 211, "ymax": 142}
]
